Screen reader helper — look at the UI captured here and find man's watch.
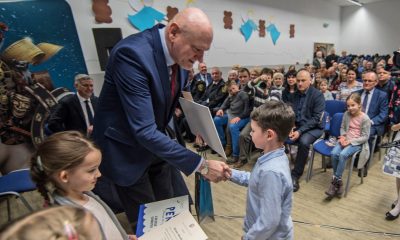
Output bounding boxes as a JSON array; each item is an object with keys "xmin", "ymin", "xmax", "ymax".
[{"xmin": 200, "ymin": 160, "xmax": 209, "ymax": 175}]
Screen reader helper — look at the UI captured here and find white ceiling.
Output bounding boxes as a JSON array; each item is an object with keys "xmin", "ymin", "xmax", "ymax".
[{"xmin": 324, "ymin": 0, "xmax": 390, "ymax": 6}]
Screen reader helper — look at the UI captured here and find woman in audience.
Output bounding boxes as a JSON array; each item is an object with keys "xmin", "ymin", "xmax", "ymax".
[
  {"xmin": 0, "ymin": 206, "xmax": 105, "ymax": 240},
  {"xmin": 330, "ymin": 67, "xmax": 348, "ymax": 92},
  {"xmin": 282, "ymin": 70, "xmax": 297, "ymax": 103},
  {"xmin": 326, "ymin": 93, "xmax": 370, "ymax": 198},
  {"xmin": 272, "ymin": 72, "xmax": 285, "ymax": 93},
  {"xmin": 385, "ymin": 76, "xmax": 400, "ymax": 221},
  {"xmin": 249, "ymin": 67, "xmax": 261, "ymax": 81},
  {"xmin": 319, "ymin": 79, "xmax": 334, "ymax": 100},
  {"xmin": 336, "ymin": 68, "xmax": 363, "ymax": 101},
  {"xmin": 30, "ymin": 131, "xmax": 136, "ymax": 240}
]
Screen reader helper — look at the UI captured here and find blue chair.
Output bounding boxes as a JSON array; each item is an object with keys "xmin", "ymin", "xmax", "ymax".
[
  {"xmin": 325, "ymin": 100, "xmax": 346, "ymax": 119},
  {"xmin": 306, "ymin": 112, "xmax": 344, "ymax": 182},
  {"xmin": 0, "ymin": 169, "xmax": 37, "ymax": 220}
]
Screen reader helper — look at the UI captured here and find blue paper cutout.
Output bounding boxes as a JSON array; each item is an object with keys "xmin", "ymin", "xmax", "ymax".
[
  {"xmin": 240, "ymin": 19, "xmax": 257, "ymax": 42},
  {"xmin": 266, "ymin": 23, "xmax": 280, "ymax": 45},
  {"xmin": 128, "ymin": 6, "xmax": 165, "ymax": 32}
]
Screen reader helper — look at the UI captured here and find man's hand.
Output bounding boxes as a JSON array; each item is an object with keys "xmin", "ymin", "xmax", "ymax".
[
  {"xmin": 175, "ymin": 108, "xmax": 182, "ymax": 117},
  {"xmin": 87, "ymin": 125, "xmax": 93, "ymax": 135},
  {"xmin": 202, "ymin": 160, "xmax": 231, "ymax": 182},
  {"xmin": 216, "ymin": 109, "xmax": 224, "ymax": 117},
  {"xmin": 289, "ymin": 131, "xmax": 300, "ymax": 141},
  {"xmin": 230, "ymin": 117, "xmax": 241, "ymax": 124}
]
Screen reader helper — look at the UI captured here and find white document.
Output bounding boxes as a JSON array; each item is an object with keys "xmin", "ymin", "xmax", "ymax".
[
  {"xmin": 139, "ymin": 210, "xmax": 208, "ymax": 240},
  {"xmin": 179, "ymin": 97, "xmax": 227, "ymax": 159},
  {"xmin": 136, "ymin": 196, "xmax": 189, "ymax": 237}
]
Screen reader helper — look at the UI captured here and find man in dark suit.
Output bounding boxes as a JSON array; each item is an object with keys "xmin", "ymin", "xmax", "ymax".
[
  {"xmin": 92, "ymin": 8, "xmax": 229, "ymax": 230},
  {"xmin": 48, "ymin": 74, "xmax": 97, "ymax": 136},
  {"xmin": 193, "ymin": 62, "xmax": 212, "ymax": 87},
  {"xmin": 288, "ymin": 69, "xmax": 325, "ymax": 192},
  {"xmin": 357, "ymin": 71, "xmax": 388, "ymax": 176},
  {"xmin": 199, "ymin": 67, "xmax": 228, "ymax": 116}
]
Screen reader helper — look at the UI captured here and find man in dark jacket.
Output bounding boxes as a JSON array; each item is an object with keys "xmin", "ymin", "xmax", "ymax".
[{"xmin": 288, "ymin": 69, "xmax": 325, "ymax": 192}]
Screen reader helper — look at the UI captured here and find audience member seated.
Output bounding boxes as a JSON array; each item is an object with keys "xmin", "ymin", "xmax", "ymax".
[
  {"xmin": 249, "ymin": 67, "xmax": 261, "ymax": 81},
  {"xmin": 356, "ymin": 71, "xmax": 388, "ymax": 176},
  {"xmin": 199, "ymin": 67, "xmax": 228, "ymax": 117},
  {"xmin": 0, "ymin": 206, "xmax": 113, "ymax": 240},
  {"xmin": 47, "ymin": 74, "xmax": 98, "ymax": 137},
  {"xmin": 287, "ymin": 70, "xmax": 325, "ymax": 192},
  {"xmin": 272, "ymin": 72, "xmax": 285, "ymax": 94},
  {"xmin": 336, "ymin": 68, "xmax": 363, "ymax": 101},
  {"xmin": 214, "ymin": 80, "xmax": 250, "ymax": 164},
  {"xmin": 193, "ymin": 62, "xmax": 212, "ymax": 87},
  {"xmin": 237, "ymin": 68, "xmax": 281, "ymax": 168},
  {"xmin": 313, "ymin": 50, "xmax": 325, "ymax": 69},
  {"xmin": 325, "ymin": 93, "xmax": 370, "ymax": 199},
  {"xmin": 30, "ymin": 131, "xmax": 133, "ymax": 240},
  {"xmin": 282, "ymin": 70, "xmax": 298, "ymax": 103},
  {"xmin": 325, "ymin": 49, "xmax": 339, "ymax": 69},
  {"xmin": 330, "ymin": 67, "xmax": 348, "ymax": 92},
  {"xmin": 319, "ymin": 79, "xmax": 334, "ymax": 100},
  {"xmin": 227, "ymin": 69, "xmax": 239, "ymax": 84},
  {"xmin": 376, "ymin": 67, "xmax": 394, "ymax": 102}
]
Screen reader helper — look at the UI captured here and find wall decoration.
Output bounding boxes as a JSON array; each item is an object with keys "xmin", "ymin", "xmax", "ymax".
[
  {"xmin": 185, "ymin": 0, "xmax": 196, "ymax": 6},
  {"xmin": 290, "ymin": 24, "xmax": 295, "ymax": 38},
  {"xmin": 240, "ymin": 19, "xmax": 257, "ymax": 42},
  {"xmin": 259, "ymin": 20, "xmax": 266, "ymax": 37},
  {"xmin": 92, "ymin": 0, "xmax": 112, "ymax": 23},
  {"xmin": 166, "ymin": 6, "xmax": 179, "ymax": 22},
  {"xmin": 0, "ymin": 0, "xmax": 87, "ymax": 90},
  {"xmin": 266, "ymin": 23, "xmax": 280, "ymax": 45},
  {"xmin": 223, "ymin": 11, "xmax": 233, "ymax": 30},
  {"xmin": 128, "ymin": 6, "xmax": 165, "ymax": 31}
]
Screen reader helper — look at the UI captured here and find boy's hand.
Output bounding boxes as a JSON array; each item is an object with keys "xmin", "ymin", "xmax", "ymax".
[
  {"xmin": 392, "ymin": 123, "xmax": 400, "ymax": 132},
  {"xmin": 216, "ymin": 109, "xmax": 224, "ymax": 116}
]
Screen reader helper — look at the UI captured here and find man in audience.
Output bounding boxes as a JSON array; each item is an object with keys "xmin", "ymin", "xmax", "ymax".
[
  {"xmin": 48, "ymin": 74, "xmax": 97, "ymax": 137},
  {"xmin": 376, "ymin": 67, "xmax": 394, "ymax": 101},
  {"xmin": 338, "ymin": 50, "xmax": 348, "ymax": 65},
  {"xmin": 288, "ymin": 70, "xmax": 325, "ymax": 192},
  {"xmin": 313, "ymin": 50, "xmax": 325, "ymax": 69},
  {"xmin": 194, "ymin": 62, "xmax": 212, "ymax": 87},
  {"xmin": 325, "ymin": 49, "xmax": 339, "ymax": 68},
  {"xmin": 200, "ymin": 66, "xmax": 228, "ymax": 116},
  {"xmin": 357, "ymin": 71, "xmax": 388, "ymax": 176}
]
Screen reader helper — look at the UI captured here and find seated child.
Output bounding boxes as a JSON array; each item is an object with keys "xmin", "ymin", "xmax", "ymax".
[{"xmin": 229, "ymin": 101, "xmax": 295, "ymax": 239}]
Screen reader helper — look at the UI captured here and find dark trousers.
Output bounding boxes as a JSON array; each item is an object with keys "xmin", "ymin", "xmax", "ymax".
[
  {"xmin": 292, "ymin": 132, "xmax": 319, "ymax": 178},
  {"xmin": 115, "ymin": 160, "xmax": 174, "ymax": 232}
]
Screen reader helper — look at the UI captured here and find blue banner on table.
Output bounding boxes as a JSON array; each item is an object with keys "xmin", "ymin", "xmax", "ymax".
[{"xmin": 195, "ymin": 172, "xmax": 215, "ymax": 223}]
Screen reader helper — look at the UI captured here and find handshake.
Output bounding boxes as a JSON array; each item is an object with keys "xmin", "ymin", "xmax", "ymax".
[{"xmin": 200, "ymin": 160, "xmax": 232, "ymax": 183}]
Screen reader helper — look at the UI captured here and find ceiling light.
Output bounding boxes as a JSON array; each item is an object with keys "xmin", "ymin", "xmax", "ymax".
[{"xmin": 347, "ymin": 0, "xmax": 363, "ymax": 6}]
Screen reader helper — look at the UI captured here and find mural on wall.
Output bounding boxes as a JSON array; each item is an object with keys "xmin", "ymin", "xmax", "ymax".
[
  {"xmin": 266, "ymin": 23, "xmax": 281, "ymax": 45},
  {"xmin": 223, "ymin": 11, "xmax": 233, "ymax": 30},
  {"xmin": 92, "ymin": 0, "xmax": 112, "ymax": 23},
  {"xmin": 128, "ymin": 0, "xmax": 165, "ymax": 31},
  {"xmin": 0, "ymin": 0, "xmax": 85, "ymax": 173},
  {"xmin": 239, "ymin": 12, "xmax": 257, "ymax": 42},
  {"xmin": 259, "ymin": 20, "xmax": 266, "ymax": 37}
]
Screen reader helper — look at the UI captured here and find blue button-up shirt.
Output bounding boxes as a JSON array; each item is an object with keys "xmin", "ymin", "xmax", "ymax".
[{"xmin": 231, "ymin": 147, "xmax": 293, "ymax": 240}]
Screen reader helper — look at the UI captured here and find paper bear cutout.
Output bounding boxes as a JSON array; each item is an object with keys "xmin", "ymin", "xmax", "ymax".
[
  {"xmin": 166, "ymin": 6, "xmax": 179, "ymax": 22},
  {"xmin": 259, "ymin": 20, "xmax": 266, "ymax": 37},
  {"xmin": 92, "ymin": 0, "xmax": 112, "ymax": 23},
  {"xmin": 289, "ymin": 24, "xmax": 295, "ymax": 38},
  {"xmin": 223, "ymin": 11, "xmax": 233, "ymax": 29}
]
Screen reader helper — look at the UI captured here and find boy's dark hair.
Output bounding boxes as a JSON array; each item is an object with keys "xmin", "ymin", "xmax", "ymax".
[
  {"xmin": 261, "ymin": 67, "xmax": 273, "ymax": 77},
  {"xmin": 251, "ymin": 101, "xmax": 295, "ymax": 142},
  {"xmin": 227, "ymin": 79, "xmax": 238, "ymax": 88},
  {"xmin": 238, "ymin": 67, "xmax": 250, "ymax": 76}
]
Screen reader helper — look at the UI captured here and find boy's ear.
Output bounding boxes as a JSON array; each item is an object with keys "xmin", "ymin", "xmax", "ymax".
[
  {"xmin": 266, "ymin": 129, "xmax": 275, "ymax": 140},
  {"xmin": 58, "ymin": 170, "xmax": 69, "ymax": 183}
]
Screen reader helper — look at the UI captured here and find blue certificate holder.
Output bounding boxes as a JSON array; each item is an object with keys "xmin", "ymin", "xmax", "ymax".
[{"xmin": 195, "ymin": 172, "xmax": 215, "ymax": 223}]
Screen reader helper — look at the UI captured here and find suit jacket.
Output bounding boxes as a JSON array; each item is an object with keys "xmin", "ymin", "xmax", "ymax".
[
  {"xmin": 47, "ymin": 94, "xmax": 98, "ymax": 134},
  {"xmin": 92, "ymin": 24, "xmax": 201, "ymax": 186},
  {"xmin": 290, "ymin": 87, "xmax": 325, "ymax": 138},
  {"xmin": 193, "ymin": 72, "xmax": 212, "ymax": 86},
  {"xmin": 357, "ymin": 88, "xmax": 388, "ymax": 136}
]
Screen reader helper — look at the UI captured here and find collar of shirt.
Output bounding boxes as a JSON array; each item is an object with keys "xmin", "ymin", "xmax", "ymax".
[
  {"xmin": 159, "ymin": 27, "xmax": 175, "ymax": 67},
  {"xmin": 257, "ymin": 147, "xmax": 286, "ymax": 165},
  {"xmin": 76, "ymin": 92, "xmax": 90, "ymax": 103},
  {"xmin": 298, "ymin": 87, "xmax": 309, "ymax": 97},
  {"xmin": 364, "ymin": 88, "xmax": 375, "ymax": 96}
]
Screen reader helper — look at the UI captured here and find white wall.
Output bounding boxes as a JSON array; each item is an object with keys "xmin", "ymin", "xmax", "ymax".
[
  {"xmin": 66, "ymin": 0, "xmax": 340, "ymax": 71},
  {"xmin": 340, "ymin": 0, "xmax": 400, "ymax": 55}
]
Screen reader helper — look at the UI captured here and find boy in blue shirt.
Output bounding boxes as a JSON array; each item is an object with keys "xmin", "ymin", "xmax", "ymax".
[{"xmin": 229, "ymin": 101, "xmax": 295, "ymax": 240}]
